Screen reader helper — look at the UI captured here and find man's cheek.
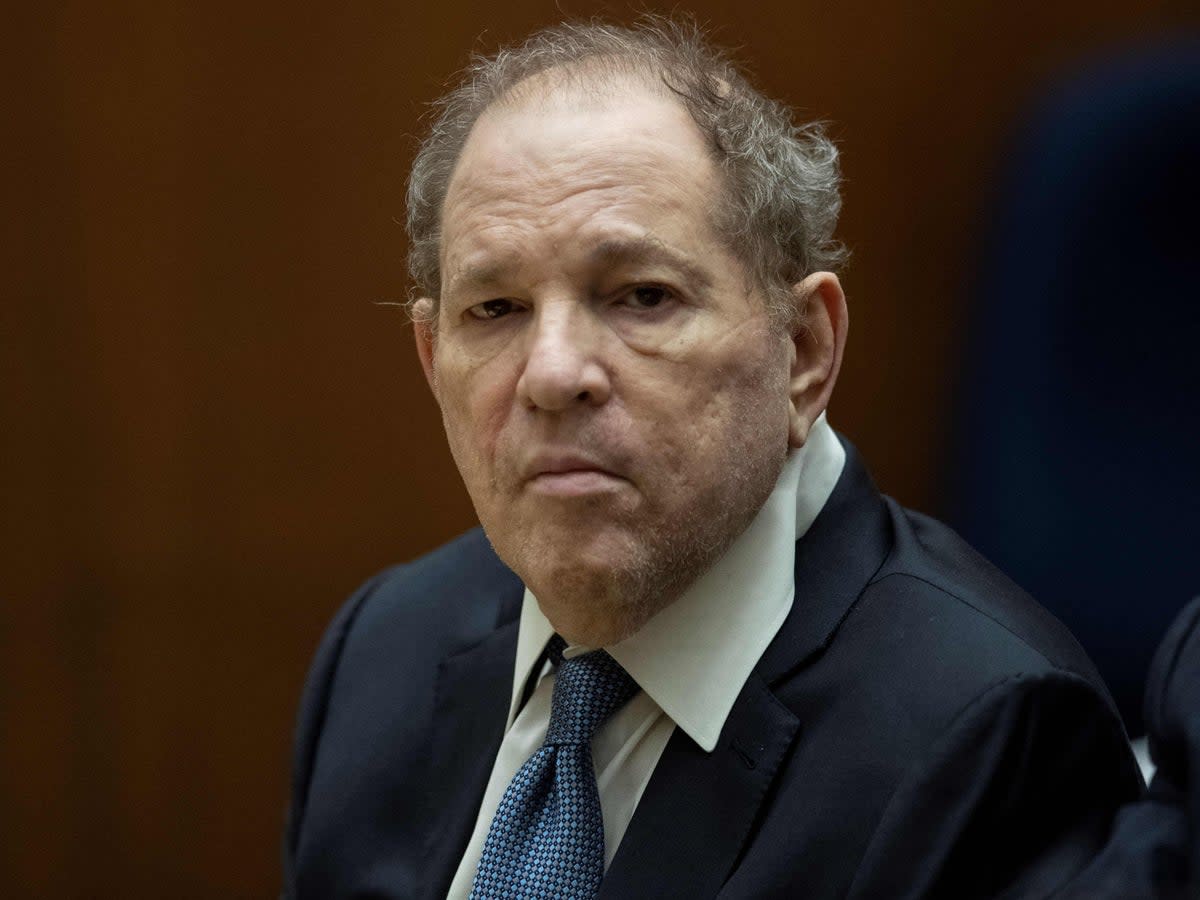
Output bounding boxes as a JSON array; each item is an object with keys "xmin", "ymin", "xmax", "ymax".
[{"xmin": 439, "ymin": 376, "xmax": 495, "ymax": 448}]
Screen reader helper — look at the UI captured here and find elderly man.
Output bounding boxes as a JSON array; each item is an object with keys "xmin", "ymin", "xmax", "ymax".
[{"xmin": 283, "ymin": 19, "xmax": 1142, "ymax": 899}]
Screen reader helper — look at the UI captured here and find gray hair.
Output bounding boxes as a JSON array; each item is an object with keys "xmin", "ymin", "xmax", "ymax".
[{"xmin": 406, "ymin": 16, "xmax": 848, "ymax": 330}]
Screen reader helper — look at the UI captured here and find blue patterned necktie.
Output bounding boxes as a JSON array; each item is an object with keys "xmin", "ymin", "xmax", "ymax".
[{"xmin": 470, "ymin": 635, "xmax": 639, "ymax": 899}]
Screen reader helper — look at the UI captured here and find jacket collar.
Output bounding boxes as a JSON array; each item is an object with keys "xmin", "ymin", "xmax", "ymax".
[{"xmin": 757, "ymin": 436, "xmax": 892, "ymax": 683}]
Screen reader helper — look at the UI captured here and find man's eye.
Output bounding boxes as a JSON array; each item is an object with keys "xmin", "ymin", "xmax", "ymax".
[
  {"xmin": 624, "ymin": 286, "xmax": 671, "ymax": 309},
  {"xmin": 467, "ymin": 299, "xmax": 519, "ymax": 320}
]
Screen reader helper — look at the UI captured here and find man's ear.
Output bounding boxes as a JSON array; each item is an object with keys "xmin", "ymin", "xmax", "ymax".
[
  {"xmin": 787, "ymin": 272, "xmax": 848, "ymax": 448},
  {"xmin": 411, "ymin": 298, "xmax": 438, "ymax": 396}
]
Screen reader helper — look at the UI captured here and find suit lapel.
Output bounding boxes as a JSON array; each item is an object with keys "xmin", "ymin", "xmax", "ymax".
[
  {"xmin": 422, "ymin": 610, "xmax": 521, "ymax": 900},
  {"xmin": 601, "ymin": 437, "xmax": 891, "ymax": 896},
  {"xmin": 599, "ymin": 671, "xmax": 801, "ymax": 898},
  {"xmin": 758, "ymin": 437, "xmax": 891, "ymax": 683}
]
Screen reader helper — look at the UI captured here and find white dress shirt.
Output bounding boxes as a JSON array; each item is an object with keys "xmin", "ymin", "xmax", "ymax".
[{"xmin": 446, "ymin": 415, "xmax": 846, "ymax": 898}]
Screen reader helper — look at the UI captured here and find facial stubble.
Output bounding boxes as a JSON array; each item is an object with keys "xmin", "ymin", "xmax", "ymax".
[{"xmin": 482, "ymin": 365, "xmax": 791, "ymax": 647}]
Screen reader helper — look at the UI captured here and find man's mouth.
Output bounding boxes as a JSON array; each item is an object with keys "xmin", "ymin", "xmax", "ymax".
[{"xmin": 524, "ymin": 452, "xmax": 628, "ymax": 496}]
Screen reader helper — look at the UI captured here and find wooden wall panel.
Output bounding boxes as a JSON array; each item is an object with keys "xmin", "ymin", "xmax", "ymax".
[{"xmin": 5, "ymin": 1, "xmax": 1196, "ymax": 895}]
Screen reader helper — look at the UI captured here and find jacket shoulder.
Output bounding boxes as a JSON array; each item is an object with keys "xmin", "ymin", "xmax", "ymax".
[
  {"xmin": 283, "ymin": 528, "xmax": 522, "ymax": 893},
  {"xmin": 776, "ymin": 495, "xmax": 1124, "ymax": 774},
  {"xmin": 344, "ymin": 527, "xmax": 522, "ymax": 651},
  {"xmin": 744, "ymin": 498, "xmax": 1139, "ymax": 898},
  {"xmin": 309, "ymin": 527, "xmax": 523, "ymax": 720},
  {"xmin": 870, "ymin": 496, "xmax": 1111, "ymax": 690}
]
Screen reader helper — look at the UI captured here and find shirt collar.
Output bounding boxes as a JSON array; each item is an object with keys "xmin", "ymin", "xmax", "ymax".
[{"xmin": 507, "ymin": 414, "xmax": 846, "ymax": 751}]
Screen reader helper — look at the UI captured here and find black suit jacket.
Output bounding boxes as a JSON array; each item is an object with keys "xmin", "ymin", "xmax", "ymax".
[{"xmin": 284, "ymin": 440, "xmax": 1143, "ymax": 898}]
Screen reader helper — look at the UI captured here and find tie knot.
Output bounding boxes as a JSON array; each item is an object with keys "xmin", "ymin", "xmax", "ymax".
[{"xmin": 543, "ymin": 641, "xmax": 638, "ymax": 746}]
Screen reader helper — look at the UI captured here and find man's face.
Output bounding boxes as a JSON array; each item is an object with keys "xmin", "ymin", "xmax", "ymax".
[{"xmin": 419, "ymin": 79, "xmax": 798, "ymax": 646}]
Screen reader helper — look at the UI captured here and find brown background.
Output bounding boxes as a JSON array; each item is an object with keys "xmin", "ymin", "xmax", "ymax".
[{"xmin": 5, "ymin": 1, "xmax": 1196, "ymax": 896}]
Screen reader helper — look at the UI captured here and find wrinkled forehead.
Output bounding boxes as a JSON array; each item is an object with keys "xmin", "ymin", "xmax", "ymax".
[
  {"xmin": 447, "ymin": 67, "xmax": 718, "ymax": 203},
  {"xmin": 434, "ymin": 64, "xmax": 738, "ymax": 302}
]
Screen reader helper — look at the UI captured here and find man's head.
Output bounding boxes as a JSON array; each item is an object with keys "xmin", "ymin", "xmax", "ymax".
[
  {"xmin": 408, "ymin": 18, "xmax": 847, "ymax": 331},
  {"xmin": 408, "ymin": 19, "xmax": 849, "ymax": 646}
]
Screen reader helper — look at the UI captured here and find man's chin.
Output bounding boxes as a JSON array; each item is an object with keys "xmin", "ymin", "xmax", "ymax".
[
  {"xmin": 495, "ymin": 532, "xmax": 666, "ymax": 640},
  {"xmin": 513, "ymin": 543, "xmax": 642, "ymax": 602},
  {"xmin": 498, "ymin": 518, "xmax": 644, "ymax": 575},
  {"xmin": 532, "ymin": 583, "xmax": 661, "ymax": 649}
]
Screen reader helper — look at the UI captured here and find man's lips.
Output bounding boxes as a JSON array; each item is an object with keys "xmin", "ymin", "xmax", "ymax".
[
  {"xmin": 522, "ymin": 452, "xmax": 628, "ymax": 495},
  {"xmin": 524, "ymin": 452, "xmax": 621, "ymax": 478}
]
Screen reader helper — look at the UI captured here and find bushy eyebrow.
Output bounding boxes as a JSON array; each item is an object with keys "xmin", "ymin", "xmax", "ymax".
[
  {"xmin": 446, "ymin": 234, "xmax": 714, "ymax": 296},
  {"xmin": 588, "ymin": 236, "xmax": 714, "ymax": 292},
  {"xmin": 446, "ymin": 256, "xmax": 514, "ymax": 295}
]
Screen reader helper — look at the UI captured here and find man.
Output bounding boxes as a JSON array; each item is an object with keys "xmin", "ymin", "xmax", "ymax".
[{"xmin": 284, "ymin": 19, "xmax": 1142, "ymax": 899}]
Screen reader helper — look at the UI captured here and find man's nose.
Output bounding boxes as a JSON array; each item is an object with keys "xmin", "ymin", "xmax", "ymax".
[{"xmin": 515, "ymin": 303, "xmax": 612, "ymax": 411}]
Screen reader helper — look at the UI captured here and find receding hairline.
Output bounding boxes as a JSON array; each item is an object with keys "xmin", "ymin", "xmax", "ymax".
[
  {"xmin": 441, "ymin": 62, "xmax": 733, "ymax": 256},
  {"xmin": 445, "ymin": 63, "xmax": 719, "ymax": 195},
  {"xmin": 477, "ymin": 54, "xmax": 686, "ymax": 112}
]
